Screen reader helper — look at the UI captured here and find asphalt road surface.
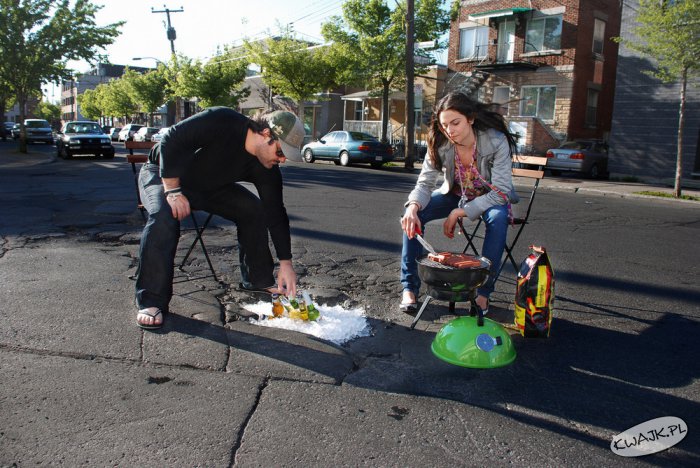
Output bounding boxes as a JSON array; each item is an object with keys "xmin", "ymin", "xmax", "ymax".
[{"xmin": 1, "ymin": 141, "xmax": 698, "ymax": 465}]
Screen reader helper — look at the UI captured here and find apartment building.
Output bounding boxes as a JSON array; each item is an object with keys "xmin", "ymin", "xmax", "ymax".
[{"xmin": 447, "ymin": 0, "xmax": 621, "ymax": 155}]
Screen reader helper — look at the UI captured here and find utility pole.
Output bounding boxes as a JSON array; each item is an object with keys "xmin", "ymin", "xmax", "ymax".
[
  {"xmin": 151, "ymin": 5, "xmax": 185, "ymax": 124},
  {"xmin": 404, "ymin": 0, "xmax": 415, "ymax": 169},
  {"xmin": 151, "ymin": 5, "xmax": 184, "ymax": 55}
]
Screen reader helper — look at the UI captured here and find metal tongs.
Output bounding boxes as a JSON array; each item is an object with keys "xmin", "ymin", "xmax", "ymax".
[{"xmin": 415, "ymin": 228, "xmax": 438, "ymax": 255}]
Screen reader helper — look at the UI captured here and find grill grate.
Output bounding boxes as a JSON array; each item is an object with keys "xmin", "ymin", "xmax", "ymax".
[{"xmin": 417, "ymin": 258, "xmax": 459, "ymax": 270}]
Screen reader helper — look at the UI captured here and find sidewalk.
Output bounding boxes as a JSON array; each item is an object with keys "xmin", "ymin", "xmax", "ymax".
[
  {"xmin": 0, "ymin": 143, "xmax": 56, "ymax": 168},
  {"xmin": 387, "ymin": 159, "xmax": 700, "ymax": 203}
]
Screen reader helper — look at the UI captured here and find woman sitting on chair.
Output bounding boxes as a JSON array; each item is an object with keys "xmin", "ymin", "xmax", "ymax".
[{"xmin": 399, "ymin": 92, "xmax": 519, "ymax": 315}]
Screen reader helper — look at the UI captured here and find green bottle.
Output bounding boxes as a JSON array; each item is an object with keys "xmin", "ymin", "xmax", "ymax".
[{"xmin": 303, "ymin": 291, "xmax": 320, "ymax": 321}]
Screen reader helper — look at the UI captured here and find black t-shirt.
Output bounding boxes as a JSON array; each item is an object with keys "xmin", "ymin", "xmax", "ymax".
[{"xmin": 152, "ymin": 107, "xmax": 292, "ymax": 260}]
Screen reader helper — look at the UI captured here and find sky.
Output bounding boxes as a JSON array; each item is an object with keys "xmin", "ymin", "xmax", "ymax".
[
  {"xmin": 46, "ymin": 0, "xmax": 346, "ymax": 99},
  {"xmin": 88, "ymin": 0, "xmax": 345, "ymax": 65},
  {"xmin": 47, "ymin": 0, "xmax": 448, "ymax": 101}
]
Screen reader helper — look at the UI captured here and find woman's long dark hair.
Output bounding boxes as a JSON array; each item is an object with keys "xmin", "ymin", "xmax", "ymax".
[{"xmin": 427, "ymin": 92, "xmax": 519, "ymax": 170}]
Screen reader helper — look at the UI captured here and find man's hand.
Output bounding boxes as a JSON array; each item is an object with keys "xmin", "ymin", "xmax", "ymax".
[
  {"xmin": 166, "ymin": 193, "xmax": 191, "ymax": 221},
  {"xmin": 443, "ymin": 208, "xmax": 465, "ymax": 239},
  {"xmin": 276, "ymin": 260, "xmax": 297, "ymax": 298}
]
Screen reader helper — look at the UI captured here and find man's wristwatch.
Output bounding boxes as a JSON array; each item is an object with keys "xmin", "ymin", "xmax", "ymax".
[{"xmin": 165, "ymin": 187, "xmax": 182, "ymax": 201}]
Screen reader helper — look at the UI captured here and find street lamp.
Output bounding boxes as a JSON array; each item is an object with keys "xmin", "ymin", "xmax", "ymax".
[{"xmin": 132, "ymin": 56, "xmax": 164, "ymax": 66}]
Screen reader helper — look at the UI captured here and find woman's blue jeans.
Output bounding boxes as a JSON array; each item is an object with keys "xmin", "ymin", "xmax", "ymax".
[
  {"xmin": 135, "ymin": 163, "xmax": 275, "ymax": 311},
  {"xmin": 400, "ymin": 190, "xmax": 508, "ymax": 299}
]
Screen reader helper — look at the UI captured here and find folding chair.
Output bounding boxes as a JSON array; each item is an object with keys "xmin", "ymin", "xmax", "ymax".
[
  {"xmin": 457, "ymin": 155, "xmax": 547, "ymax": 283},
  {"xmin": 126, "ymin": 153, "xmax": 218, "ymax": 281}
]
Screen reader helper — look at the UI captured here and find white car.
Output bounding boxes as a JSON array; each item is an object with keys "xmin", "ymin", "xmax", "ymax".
[
  {"xmin": 117, "ymin": 124, "xmax": 143, "ymax": 142},
  {"xmin": 151, "ymin": 127, "xmax": 170, "ymax": 143},
  {"xmin": 133, "ymin": 126, "xmax": 160, "ymax": 142}
]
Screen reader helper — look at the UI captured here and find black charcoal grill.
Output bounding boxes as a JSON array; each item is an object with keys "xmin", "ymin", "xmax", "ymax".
[{"xmin": 409, "ymin": 255, "xmax": 492, "ymax": 330}]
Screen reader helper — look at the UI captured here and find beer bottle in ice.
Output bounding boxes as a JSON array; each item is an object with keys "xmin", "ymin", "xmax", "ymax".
[
  {"xmin": 303, "ymin": 291, "xmax": 320, "ymax": 321},
  {"xmin": 297, "ymin": 292, "xmax": 309, "ymax": 321},
  {"xmin": 281, "ymin": 295, "xmax": 301, "ymax": 320}
]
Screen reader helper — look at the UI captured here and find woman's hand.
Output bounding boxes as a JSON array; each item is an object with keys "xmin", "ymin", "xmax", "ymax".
[
  {"xmin": 443, "ymin": 208, "xmax": 465, "ymax": 239},
  {"xmin": 276, "ymin": 260, "xmax": 297, "ymax": 298},
  {"xmin": 166, "ymin": 193, "xmax": 191, "ymax": 221},
  {"xmin": 401, "ymin": 203, "xmax": 421, "ymax": 239}
]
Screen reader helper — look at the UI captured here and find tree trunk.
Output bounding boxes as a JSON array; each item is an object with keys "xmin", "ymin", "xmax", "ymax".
[
  {"xmin": 673, "ymin": 67, "xmax": 687, "ymax": 198},
  {"xmin": 404, "ymin": 0, "xmax": 415, "ymax": 169},
  {"xmin": 18, "ymin": 91, "xmax": 27, "ymax": 154},
  {"xmin": 381, "ymin": 80, "xmax": 390, "ymax": 143}
]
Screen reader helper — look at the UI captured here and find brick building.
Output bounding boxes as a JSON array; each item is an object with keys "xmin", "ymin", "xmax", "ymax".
[{"xmin": 447, "ymin": 0, "xmax": 621, "ymax": 155}]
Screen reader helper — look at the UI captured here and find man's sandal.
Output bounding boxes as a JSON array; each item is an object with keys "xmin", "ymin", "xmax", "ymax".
[{"xmin": 137, "ymin": 308, "xmax": 164, "ymax": 330}]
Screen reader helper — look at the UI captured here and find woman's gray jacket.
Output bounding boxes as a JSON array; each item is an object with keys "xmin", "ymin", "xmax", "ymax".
[{"xmin": 405, "ymin": 128, "xmax": 518, "ymax": 221}]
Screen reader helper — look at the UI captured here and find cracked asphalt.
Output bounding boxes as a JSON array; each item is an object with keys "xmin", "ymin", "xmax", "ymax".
[{"xmin": 1, "ymin": 142, "xmax": 698, "ymax": 466}]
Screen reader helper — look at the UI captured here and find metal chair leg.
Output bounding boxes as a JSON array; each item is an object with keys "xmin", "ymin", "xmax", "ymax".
[{"xmin": 178, "ymin": 213, "xmax": 217, "ymax": 281}]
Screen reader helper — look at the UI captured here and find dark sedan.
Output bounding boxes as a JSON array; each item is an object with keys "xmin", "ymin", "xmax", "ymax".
[
  {"xmin": 302, "ymin": 130, "xmax": 394, "ymax": 168},
  {"xmin": 56, "ymin": 121, "xmax": 115, "ymax": 159}
]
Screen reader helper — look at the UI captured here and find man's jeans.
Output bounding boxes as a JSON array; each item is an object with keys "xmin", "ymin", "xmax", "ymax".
[
  {"xmin": 135, "ymin": 163, "xmax": 275, "ymax": 311},
  {"xmin": 400, "ymin": 190, "xmax": 508, "ymax": 299}
]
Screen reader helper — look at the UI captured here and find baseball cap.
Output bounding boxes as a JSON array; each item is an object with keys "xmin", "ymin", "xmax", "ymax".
[{"xmin": 267, "ymin": 111, "xmax": 305, "ymax": 162}]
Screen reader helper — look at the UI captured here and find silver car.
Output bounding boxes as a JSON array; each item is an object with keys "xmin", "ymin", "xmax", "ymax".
[
  {"xmin": 18, "ymin": 119, "xmax": 54, "ymax": 144},
  {"xmin": 545, "ymin": 140, "xmax": 609, "ymax": 179}
]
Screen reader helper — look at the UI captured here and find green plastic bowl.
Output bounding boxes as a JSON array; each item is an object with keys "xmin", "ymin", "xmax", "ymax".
[{"xmin": 431, "ymin": 316, "xmax": 516, "ymax": 368}]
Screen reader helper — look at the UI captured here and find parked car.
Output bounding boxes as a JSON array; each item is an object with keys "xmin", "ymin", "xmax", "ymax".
[
  {"xmin": 56, "ymin": 121, "xmax": 115, "ymax": 159},
  {"xmin": 109, "ymin": 127, "xmax": 122, "ymax": 141},
  {"xmin": 301, "ymin": 130, "xmax": 394, "ymax": 168},
  {"xmin": 133, "ymin": 126, "xmax": 161, "ymax": 142},
  {"xmin": 151, "ymin": 127, "xmax": 170, "ymax": 143},
  {"xmin": 1, "ymin": 122, "xmax": 13, "ymax": 140},
  {"xmin": 118, "ymin": 124, "xmax": 143, "ymax": 142},
  {"xmin": 545, "ymin": 140, "xmax": 609, "ymax": 179},
  {"xmin": 13, "ymin": 119, "xmax": 54, "ymax": 144}
]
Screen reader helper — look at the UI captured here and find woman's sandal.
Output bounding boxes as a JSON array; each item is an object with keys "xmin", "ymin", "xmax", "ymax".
[
  {"xmin": 399, "ymin": 291, "xmax": 418, "ymax": 315},
  {"xmin": 137, "ymin": 308, "xmax": 164, "ymax": 330}
]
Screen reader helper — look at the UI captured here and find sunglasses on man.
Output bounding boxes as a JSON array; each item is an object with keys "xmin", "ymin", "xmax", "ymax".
[{"xmin": 267, "ymin": 134, "xmax": 285, "ymax": 158}]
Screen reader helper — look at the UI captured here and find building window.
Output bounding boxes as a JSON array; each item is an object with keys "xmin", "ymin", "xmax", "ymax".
[
  {"xmin": 520, "ymin": 86, "xmax": 557, "ymax": 121},
  {"xmin": 592, "ymin": 18, "xmax": 606, "ymax": 56},
  {"xmin": 493, "ymin": 87, "xmax": 511, "ymax": 115},
  {"xmin": 525, "ymin": 15, "xmax": 562, "ymax": 53},
  {"xmin": 304, "ymin": 106, "xmax": 322, "ymax": 140},
  {"xmin": 353, "ymin": 101, "xmax": 363, "ymax": 120},
  {"xmin": 458, "ymin": 26, "xmax": 489, "ymax": 60},
  {"xmin": 585, "ymin": 88, "xmax": 599, "ymax": 127}
]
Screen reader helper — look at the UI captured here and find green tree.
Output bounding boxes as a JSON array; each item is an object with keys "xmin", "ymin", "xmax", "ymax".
[
  {"xmin": 0, "ymin": 76, "xmax": 16, "ymax": 124},
  {"xmin": 244, "ymin": 34, "xmax": 338, "ymax": 113},
  {"xmin": 34, "ymin": 100, "xmax": 61, "ymax": 128},
  {"xmin": 100, "ymin": 77, "xmax": 139, "ymax": 123},
  {"xmin": 174, "ymin": 47, "xmax": 250, "ymax": 109},
  {"xmin": 321, "ymin": 0, "xmax": 449, "ymax": 142},
  {"xmin": 77, "ymin": 87, "xmax": 102, "ymax": 121},
  {"xmin": 0, "ymin": 0, "xmax": 123, "ymax": 152},
  {"xmin": 616, "ymin": 0, "xmax": 700, "ymax": 197},
  {"xmin": 124, "ymin": 67, "xmax": 169, "ymax": 126}
]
